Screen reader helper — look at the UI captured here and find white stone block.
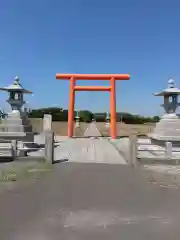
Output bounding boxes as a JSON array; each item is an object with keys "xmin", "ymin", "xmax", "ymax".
[
  {"xmin": 165, "ymin": 141, "xmax": 172, "ymax": 158},
  {"xmin": 43, "ymin": 114, "xmax": 52, "ymax": 131}
]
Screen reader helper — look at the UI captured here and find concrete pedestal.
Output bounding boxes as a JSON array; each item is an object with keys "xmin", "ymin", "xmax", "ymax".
[
  {"xmin": 0, "ymin": 110, "xmax": 37, "ymax": 156},
  {"xmin": 105, "ymin": 122, "xmax": 110, "ymax": 128},
  {"xmin": 149, "ymin": 114, "xmax": 180, "ymax": 146},
  {"xmin": 1, "ymin": 111, "xmax": 34, "ymax": 142}
]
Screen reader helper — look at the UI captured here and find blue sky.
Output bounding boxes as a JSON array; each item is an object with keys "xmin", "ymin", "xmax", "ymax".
[{"xmin": 0, "ymin": 0, "xmax": 180, "ymax": 116}]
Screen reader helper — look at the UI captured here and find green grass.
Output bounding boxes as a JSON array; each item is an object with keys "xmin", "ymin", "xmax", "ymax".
[{"xmin": 0, "ymin": 161, "xmax": 53, "ymax": 182}]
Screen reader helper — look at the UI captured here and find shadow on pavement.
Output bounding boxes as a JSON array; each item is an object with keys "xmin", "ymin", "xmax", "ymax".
[{"xmin": 53, "ymin": 159, "xmax": 69, "ymax": 164}]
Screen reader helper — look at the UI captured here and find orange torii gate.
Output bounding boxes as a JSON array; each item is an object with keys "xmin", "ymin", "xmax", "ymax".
[{"xmin": 56, "ymin": 73, "xmax": 130, "ymax": 139}]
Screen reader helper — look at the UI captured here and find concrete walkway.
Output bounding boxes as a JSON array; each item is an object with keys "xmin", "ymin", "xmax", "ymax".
[
  {"xmin": 30, "ymin": 137, "xmax": 127, "ymax": 164},
  {"xmin": 1, "ymin": 163, "xmax": 180, "ymax": 239},
  {"xmin": 54, "ymin": 138, "xmax": 127, "ymax": 164}
]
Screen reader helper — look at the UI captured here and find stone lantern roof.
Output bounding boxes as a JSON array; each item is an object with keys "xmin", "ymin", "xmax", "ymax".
[
  {"xmin": 154, "ymin": 79, "xmax": 180, "ymax": 96},
  {"xmin": 0, "ymin": 76, "xmax": 32, "ymax": 94}
]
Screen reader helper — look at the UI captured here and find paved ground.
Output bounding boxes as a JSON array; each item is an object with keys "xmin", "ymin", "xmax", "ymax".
[{"xmin": 1, "ymin": 163, "xmax": 180, "ymax": 239}]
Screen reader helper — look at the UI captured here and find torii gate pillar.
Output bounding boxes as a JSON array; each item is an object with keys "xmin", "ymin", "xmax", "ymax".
[{"xmin": 56, "ymin": 74, "xmax": 130, "ymax": 139}]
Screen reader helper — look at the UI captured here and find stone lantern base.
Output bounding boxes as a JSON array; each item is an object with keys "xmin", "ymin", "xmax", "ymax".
[
  {"xmin": 75, "ymin": 121, "xmax": 80, "ymax": 128},
  {"xmin": 1, "ymin": 110, "xmax": 34, "ymax": 143},
  {"xmin": 148, "ymin": 113, "xmax": 180, "ymax": 146},
  {"xmin": 105, "ymin": 121, "xmax": 110, "ymax": 128}
]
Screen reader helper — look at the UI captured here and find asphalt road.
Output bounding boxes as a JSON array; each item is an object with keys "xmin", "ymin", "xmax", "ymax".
[{"xmin": 1, "ymin": 163, "xmax": 180, "ymax": 239}]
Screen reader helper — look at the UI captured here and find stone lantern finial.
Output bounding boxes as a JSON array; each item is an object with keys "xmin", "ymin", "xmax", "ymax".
[
  {"xmin": 168, "ymin": 78, "xmax": 175, "ymax": 88},
  {"xmin": 14, "ymin": 76, "xmax": 20, "ymax": 84}
]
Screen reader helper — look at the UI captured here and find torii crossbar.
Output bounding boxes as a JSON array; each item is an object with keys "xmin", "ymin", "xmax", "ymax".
[{"xmin": 56, "ymin": 73, "xmax": 130, "ymax": 139}]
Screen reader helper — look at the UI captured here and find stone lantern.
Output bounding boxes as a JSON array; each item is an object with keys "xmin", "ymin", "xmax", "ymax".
[
  {"xmin": 0, "ymin": 76, "xmax": 32, "ymax": 113},
  {"xmin": 0, "ymin": 76, "xmax": 34, "ymax": 144},
  {"xmin": 157, "ymin": 79, "xmax": 180, "ymax": 118},
  {"xmin": 75, "ymin": 110, "xmax": 80, "ymax": 128},
  {"xmin": 105, "ymin": 111, "xmax": 110, "ymax": 127},
  {"xmin": 149, "ymin": 78, "xmax": 180, "ymax": 144}
]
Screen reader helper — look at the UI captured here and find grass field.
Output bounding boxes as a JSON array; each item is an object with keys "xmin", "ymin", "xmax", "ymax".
[{"xmin": 30, "ymin": 118, "xmax": 155, "ymax": 137}]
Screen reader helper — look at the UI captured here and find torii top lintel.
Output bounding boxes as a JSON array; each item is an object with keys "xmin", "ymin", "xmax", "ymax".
[{"xmin": 56, "ymin": 73, "xmax": 130, "ymax": 80}]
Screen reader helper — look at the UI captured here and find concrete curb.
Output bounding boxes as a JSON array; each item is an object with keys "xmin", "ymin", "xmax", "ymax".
[
  {"xmin": 108, "ymin": 139, "xmax": 131, "ymax": 165},
  {"xmin": 138, "ymin": 157, "xmax": 180, "ymax": 165},
  {"xmin": 108, "ymin": 138, "xmax": 142, "ymax": 168}
]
